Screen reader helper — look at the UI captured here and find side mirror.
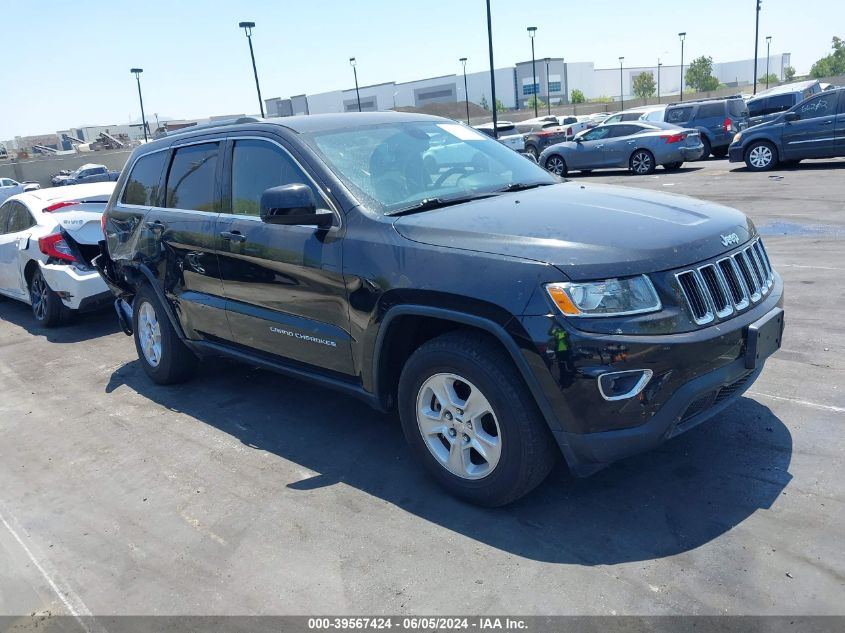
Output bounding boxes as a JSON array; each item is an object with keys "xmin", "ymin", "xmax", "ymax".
[
  {"xmin": 260, "ymin": 184, "xmax": 332, "ymax": 228},
  {"xmin": 574, "ymin": 137, "xmax": 583, "ymax": 143},
  {"xmin": 783, "ymin": 111, "xmax": 799, "ymax": 122}
]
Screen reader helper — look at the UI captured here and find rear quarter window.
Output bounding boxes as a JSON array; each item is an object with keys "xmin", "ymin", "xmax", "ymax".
[
  {"xmin": 728, "ymin": 100, "xmax": 749, "ymax": 118},
  {"xmin": 122, "ymin": 151, "xmax": 168, "ymax": 206},
  {"xmin": 696, "ymin": 103, "xmax": 724, "ymax": 119}
]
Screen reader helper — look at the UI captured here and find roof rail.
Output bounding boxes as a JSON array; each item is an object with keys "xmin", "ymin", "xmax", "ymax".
[
  {"xmin": 666, "ymin": 94, "xmax": 743, "ymax": 106},
  {"xmin": 155, "ymin": 116, "xmax": 261, "ymax": 139}
]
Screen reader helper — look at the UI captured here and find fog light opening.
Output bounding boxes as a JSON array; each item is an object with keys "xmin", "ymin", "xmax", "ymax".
[{"xmin": 597, "ymin": 369, "xmax": 654, "ymax": 402}]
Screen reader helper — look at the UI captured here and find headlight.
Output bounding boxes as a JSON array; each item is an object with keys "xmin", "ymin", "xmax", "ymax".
[
  {"xmin": 733, "ymin": 132, "xmax": 743, "ymax": 143},
  {"xmin": 546, "ymin": 275, "xmax": 662, "ymax": 317}
]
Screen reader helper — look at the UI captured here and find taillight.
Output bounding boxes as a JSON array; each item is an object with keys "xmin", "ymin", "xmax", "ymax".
[
  {"xmin": 101, "ymin": 213, "xmax": 107, "ymax": 235},
  {"xmin": 663, "ymin": 132, "xmax": 688, "ymax": 143},
  {"xmin": 43, "ymin": 201, "xmax": 80, "ymax": 213},
  {"xmin": 723, "ymin": 117, "xmax": 733, "ymax": 132},
  {"xmin": 38, "ymin": 233, "xmax": 78, "ymax": 263},
  {"xmin": 566, "ymin": 127, "xmax": 573, "ymax": 136}
]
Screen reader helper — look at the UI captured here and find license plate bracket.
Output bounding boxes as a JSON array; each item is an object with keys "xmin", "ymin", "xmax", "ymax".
[{"xmin": 745, "ymin": 307, "xmax": 784, "ymax": 369}]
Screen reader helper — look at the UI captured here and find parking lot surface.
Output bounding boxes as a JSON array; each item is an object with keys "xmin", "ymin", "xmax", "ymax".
[{"xmin": 1, "ymin": 157, "xmax": 843, "ymax": 617}]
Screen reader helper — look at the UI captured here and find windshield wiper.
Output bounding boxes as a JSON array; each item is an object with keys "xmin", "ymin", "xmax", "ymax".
[
  {"xmin": 385, "ymin": 193, "xmax": 497, "ymax": 217},
  {"xmin": 494, "ymin": 182, "xmax": 553, "ymax": 193}
]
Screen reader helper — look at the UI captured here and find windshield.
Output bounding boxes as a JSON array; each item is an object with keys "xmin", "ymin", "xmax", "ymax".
[{"xmin": 303, "ymin": 121, "xmax": 556, "ymax": 213}]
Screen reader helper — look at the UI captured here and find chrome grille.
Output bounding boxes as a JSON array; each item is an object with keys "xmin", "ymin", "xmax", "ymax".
[{"xmin": 676, "ymin": 238, "xmax": 774, "ymax": 326}]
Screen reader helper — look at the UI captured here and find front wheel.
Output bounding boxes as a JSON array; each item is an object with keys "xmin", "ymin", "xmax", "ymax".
[
  {"xmin": 132, "ymin": 285, "xmax": 198, "ymax": 384},
  {"xmin": 629, "ymin": 149, "xmax": 656, "ymax": 175},
  {"xmin": 544, "ymin": 154, "xmax": 567, "ymax": 177},
  {"xmin": 398, "ymin": 331, "xmax": 557, "ymax": 506},
  {"xmin": 745, "ymin": 141, "xmax": 778, "ymax": 171}
]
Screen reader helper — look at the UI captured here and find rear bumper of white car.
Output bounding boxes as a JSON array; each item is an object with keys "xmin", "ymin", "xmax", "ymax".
[{"xmin": 39, "ymin": 262, "xmax": 111, "ymax": 312}]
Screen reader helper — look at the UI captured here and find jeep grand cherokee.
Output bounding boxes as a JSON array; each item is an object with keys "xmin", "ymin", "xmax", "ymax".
[{"xmin": 96, "ymin": 112, "xmax": 784, "ymax": 506}]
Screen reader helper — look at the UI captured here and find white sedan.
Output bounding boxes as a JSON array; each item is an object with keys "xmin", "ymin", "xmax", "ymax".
[
  {"xmin": 0, "ymin": 183, "xmax": 114, "ymax": 326},
  {"xmin": 0, "ymin": 177, "xmax": 40, "ymax": 203}
]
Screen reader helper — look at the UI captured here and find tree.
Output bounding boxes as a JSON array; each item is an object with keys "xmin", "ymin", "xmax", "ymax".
[
  {"xmin": 632, "ymin": 72, "xmax": 656, "ymax": 103},
  {"xmin": 495, "ymin": 99, "xmax": 507, "ymax": 113},
  {"xmin": 758, "ymin": 73, "xmax": 779, "ymax": 85},
  {"xmin": 809, "ymin": 36, "xmax": 845, "ymax": 78},
  {"xmin": 479, "ymin": 94, "xmax": 489, "ymax": 110},
  {"xmin": 685, "ymin": 56, "xmax": 720, "ymax": 92},
  {"xmin": 784, "ymin": 66, "xmax": 797, "ymax": 81},
  {"xmin": 570, "ymin": 89, "xmax": 585, "ymax": 104},
  {"xmin": 526, "ymin": 96, "xmax": 546, "ymax": 111}
]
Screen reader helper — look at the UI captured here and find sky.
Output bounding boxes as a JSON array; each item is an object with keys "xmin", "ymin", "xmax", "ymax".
[{"xmin": 1, "ymin": 0, "xmax": 841, "ymax": 139}]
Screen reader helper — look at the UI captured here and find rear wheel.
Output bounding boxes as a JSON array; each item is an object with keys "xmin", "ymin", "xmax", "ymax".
[
  {"xmin": 526, "ymin": 145, "xmax": 539, "ymax": 160},
  {"xmin": 745, "ymin": 141, "xmax": 778, "ymax": 171},
  {"xmin": 544, "ymin": 154, "xmax": 567, "ymax": 177},
  {"xmin": 29, "ymin": 268, "xmax": 68, "ymax": 327},
  {"xmin": 398, "ymin": 331, "xmax": 557, "ymax": 506},
  {"xmin": 133, "ymin": 284, "xmax": 198, "ymax": 384},
  {"xmin": 699, "ymin": 136, "xmax": 712, "ymax": 160},
  {"xmin": 663, "ymin": 161, "xmax": 683, "ymax": 171},
  {"xmin": 629, "ymin": 149, "xmax": 656, "ymax": 175}
]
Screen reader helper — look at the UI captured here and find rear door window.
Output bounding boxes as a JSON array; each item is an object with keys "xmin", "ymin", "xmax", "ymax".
[
  {"xmin": 0, "ymin": 202, "xmax": 12, "ymax": 233},
  {"xmin": 165, "ymin": 143, "xmax": 220, "ymax": 211},
  {"xmin": 6, "ymin": 201, "xmax": 35, "ymax": 233},
  {"xmin": 122, "ymin": 151, "xmax": 168, "ymax": 206},
  {"xmin": 666, "ymin": 106, "xmax": 693, "ymax": 124}
]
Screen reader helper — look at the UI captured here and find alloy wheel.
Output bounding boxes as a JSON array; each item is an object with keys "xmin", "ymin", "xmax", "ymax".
[
  {"xmin": 30, "ymin": 275, "xmax": 48, "ymax": 321},
  {"xmin": 415, "ymin": 373, "xmax": 502, "ymax": 480},
  {"xmin": 137, "ymin": 301, "xmax": 163, "ymax": 367},
  {"xmin": 749, "ymin": 145, "xmax": 773, "ymax": 169},
  {"xmin": 546, "ymin": 156, "xmax": 565, "ymax": 176},
  {"xmin": 631, "ymin": 151, "xmax": 653, "ymax": 174}
]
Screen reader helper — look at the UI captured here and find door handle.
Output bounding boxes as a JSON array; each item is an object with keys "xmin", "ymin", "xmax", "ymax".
[
  {"xmin": 821, "ymin": 120, "xmax": 834, "ymax": 125},
  {"xmin": 219, "ymin": 230, "xmax": 246, "ymax": 243},
  {"xmin": 145, "ymin": 220, "xmax": 164, "ymax": 230}
]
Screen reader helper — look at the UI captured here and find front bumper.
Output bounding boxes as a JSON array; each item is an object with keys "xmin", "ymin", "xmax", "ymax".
[
  {"xmin": 518, "ymin": 276, "xmax": 784, "ymax": 475},
  {"xmin": 39, "ymin": 262, "xmax": 110, "ymax": 311},
  {"xmin": 728, "ymin": 144, "xmax": 745, "ymax": 163}
]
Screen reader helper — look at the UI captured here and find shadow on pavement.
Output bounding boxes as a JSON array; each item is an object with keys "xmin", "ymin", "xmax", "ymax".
[
  {"xmin": 730, "ymin": 159, "xmax": 844, "ymax": 173},
  {"xmin": 106, "ymin": 357, "xmax": 792, "ymax": 565},
  {"xmin": 569, "ymin": 165, "xmax": 704, "ymax": 178},
  {"xmin": 0, "ymin": 299, "xmax": 118, "ymax": 343}
]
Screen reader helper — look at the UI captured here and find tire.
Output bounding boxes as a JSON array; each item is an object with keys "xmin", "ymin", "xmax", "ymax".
[
  {"xmin": 745, "ymin": 141, "xmax": 778, "ymax": 172},
  {"xmin": 397, "ymin": 331, "xmax": 557, "ymax": 506},
  {"xmin": 699, "ymin": 136, "xmax": 712, "ymax": 160},
  {"xmin": 663, "ymin": 161, "xmax": 683, "ymax": 171},
  {"xmin": 629, "ymin": 149, "xmax": 656, "ymax": 175},
  {"xmin": 711, "ymin": 147, "xmax": 728, "ymax": 158},
  {"xmin": 132, "ymin": 284, "xmax": 198, "ymax": 385},
  {"xmin": 29, "ymin": 268, "xmax": 68, "ymax": 327},
  {"xmin": 544, "ymin": 154, "xmax": 568, "ymax": 177}
]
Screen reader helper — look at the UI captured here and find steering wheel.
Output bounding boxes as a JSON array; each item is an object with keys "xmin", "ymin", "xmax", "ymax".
[{"xmin": 434, "ymin": 166, "xmax": 472, "ymax": 188}]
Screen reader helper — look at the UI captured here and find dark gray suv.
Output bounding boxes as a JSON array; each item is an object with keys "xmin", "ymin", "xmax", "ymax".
[{"xmin": 664, "ymin": 96, "xmax": 749, "ymax": 158}]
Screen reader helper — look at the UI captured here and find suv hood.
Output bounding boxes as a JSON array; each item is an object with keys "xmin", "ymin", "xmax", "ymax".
[{"xmin": 392, "ymin": 182, "xmax": 753, "ymax": 280}]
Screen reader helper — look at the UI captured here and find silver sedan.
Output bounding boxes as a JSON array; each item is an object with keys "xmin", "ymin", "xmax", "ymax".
[{"xmin": 539, "ymin": 122, "xmax": 704, "ymax": 176}]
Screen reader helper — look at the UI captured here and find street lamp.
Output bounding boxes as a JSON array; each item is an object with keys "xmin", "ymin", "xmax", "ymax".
[
  {"xmin": 753, "ymin": 0, "xmax": 761, "ymax": 95},
  {"xmin": 238, "ymin": 21, "xmax": 265, "ymax": 118},
  {"xmin": 485, "ymin": 0, "xmax": 498, "ymax": 139},
  {"xmin": 459, "ymin": 57, "xmax": 470, "ymax": 124},
  {"xmin": 349, "ymin": 57, "xmax": 362, "ymax": 112},
  {"xmin": 619, "ymin": 57, "xmax": 625, "ymax": 110},
  {"xmin": 766, "ymin": 35, "xmax": 772, "ymax": 89},
  {"xmin": 678, "ymin": 32, "xmax": 686, "ymax": 101},
  {"xmin": 544, "ymin": 57, "xmax": 551, "ymax": 115},
  {"xmin": 527, "ymin": 26, "xmax": 538, "ymax": 116},
  {"xmin": 657, "ymin": 59, "xmax": 662, "ymax": 103},
  {"xmin": 129, "ymin": 68, "xmax": 148, "ymax": 142}
]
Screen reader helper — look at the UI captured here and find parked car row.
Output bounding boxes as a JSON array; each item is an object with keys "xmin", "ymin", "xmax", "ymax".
[
  {"xmin": 51, "ymin": 163, "xmax": 121, "ymax": 186},
  {"xmin": 1, "ymin": 112, "xmax": 785, "ymax": 507}
]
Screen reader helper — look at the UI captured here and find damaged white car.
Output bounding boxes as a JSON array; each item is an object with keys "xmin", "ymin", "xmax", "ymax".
[{"xmin": 0, "ymin": 183, "xmax": 114, "ymax": 326}]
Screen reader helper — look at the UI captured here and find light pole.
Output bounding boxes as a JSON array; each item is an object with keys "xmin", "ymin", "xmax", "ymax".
[
  {"xmin": 129, "ymin": 68, "xmax": 148, "ymax": 142},
  {"xmin": 619, "ymin": 57, "xmax": 625, "ymax": 110},
  {"xmin": 678, "ymin": 32, "xmax": 686, "ymax": 101},
  {"xmin": 657, "ymin": 59, "xmax": 662, "ymax": 103},
  {"xmin": 753, "ymin": 0, "xmax": 761, "ymax": 95},
  {"xmin": 238, "ymin": 21, "xmax": 265, "ymax": 118},
  {"xmin": 349, "ymin": 57, "xmax": 361, "ymax": 112},
  {"xmin": 544, "ymin": 57, "xmax": 551, "ymax": 115},
  {"xmin": 766, "ymin": 35, "xmax": 772, "ymax": 89},
  {"xmin": 486, "ymin": 0, "xmax": 498, "ymax": 139},
  {"xmin": 459, "ymin": 57, "xmax": 470, "ymax": 124},
  {"xmin": 527, "ymin": 26, "xmax": 538, "ymax": 116}
]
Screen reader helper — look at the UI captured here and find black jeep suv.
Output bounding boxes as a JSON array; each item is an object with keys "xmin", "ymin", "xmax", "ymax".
[{"xmin": 96, "ymin": 112, "xmax": 784, "ymax": 506}]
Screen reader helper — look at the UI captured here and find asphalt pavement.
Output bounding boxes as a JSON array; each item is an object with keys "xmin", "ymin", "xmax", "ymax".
[{"xmin": 1, "ymin": 157, "xmax": 843, "ymax": 619}]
